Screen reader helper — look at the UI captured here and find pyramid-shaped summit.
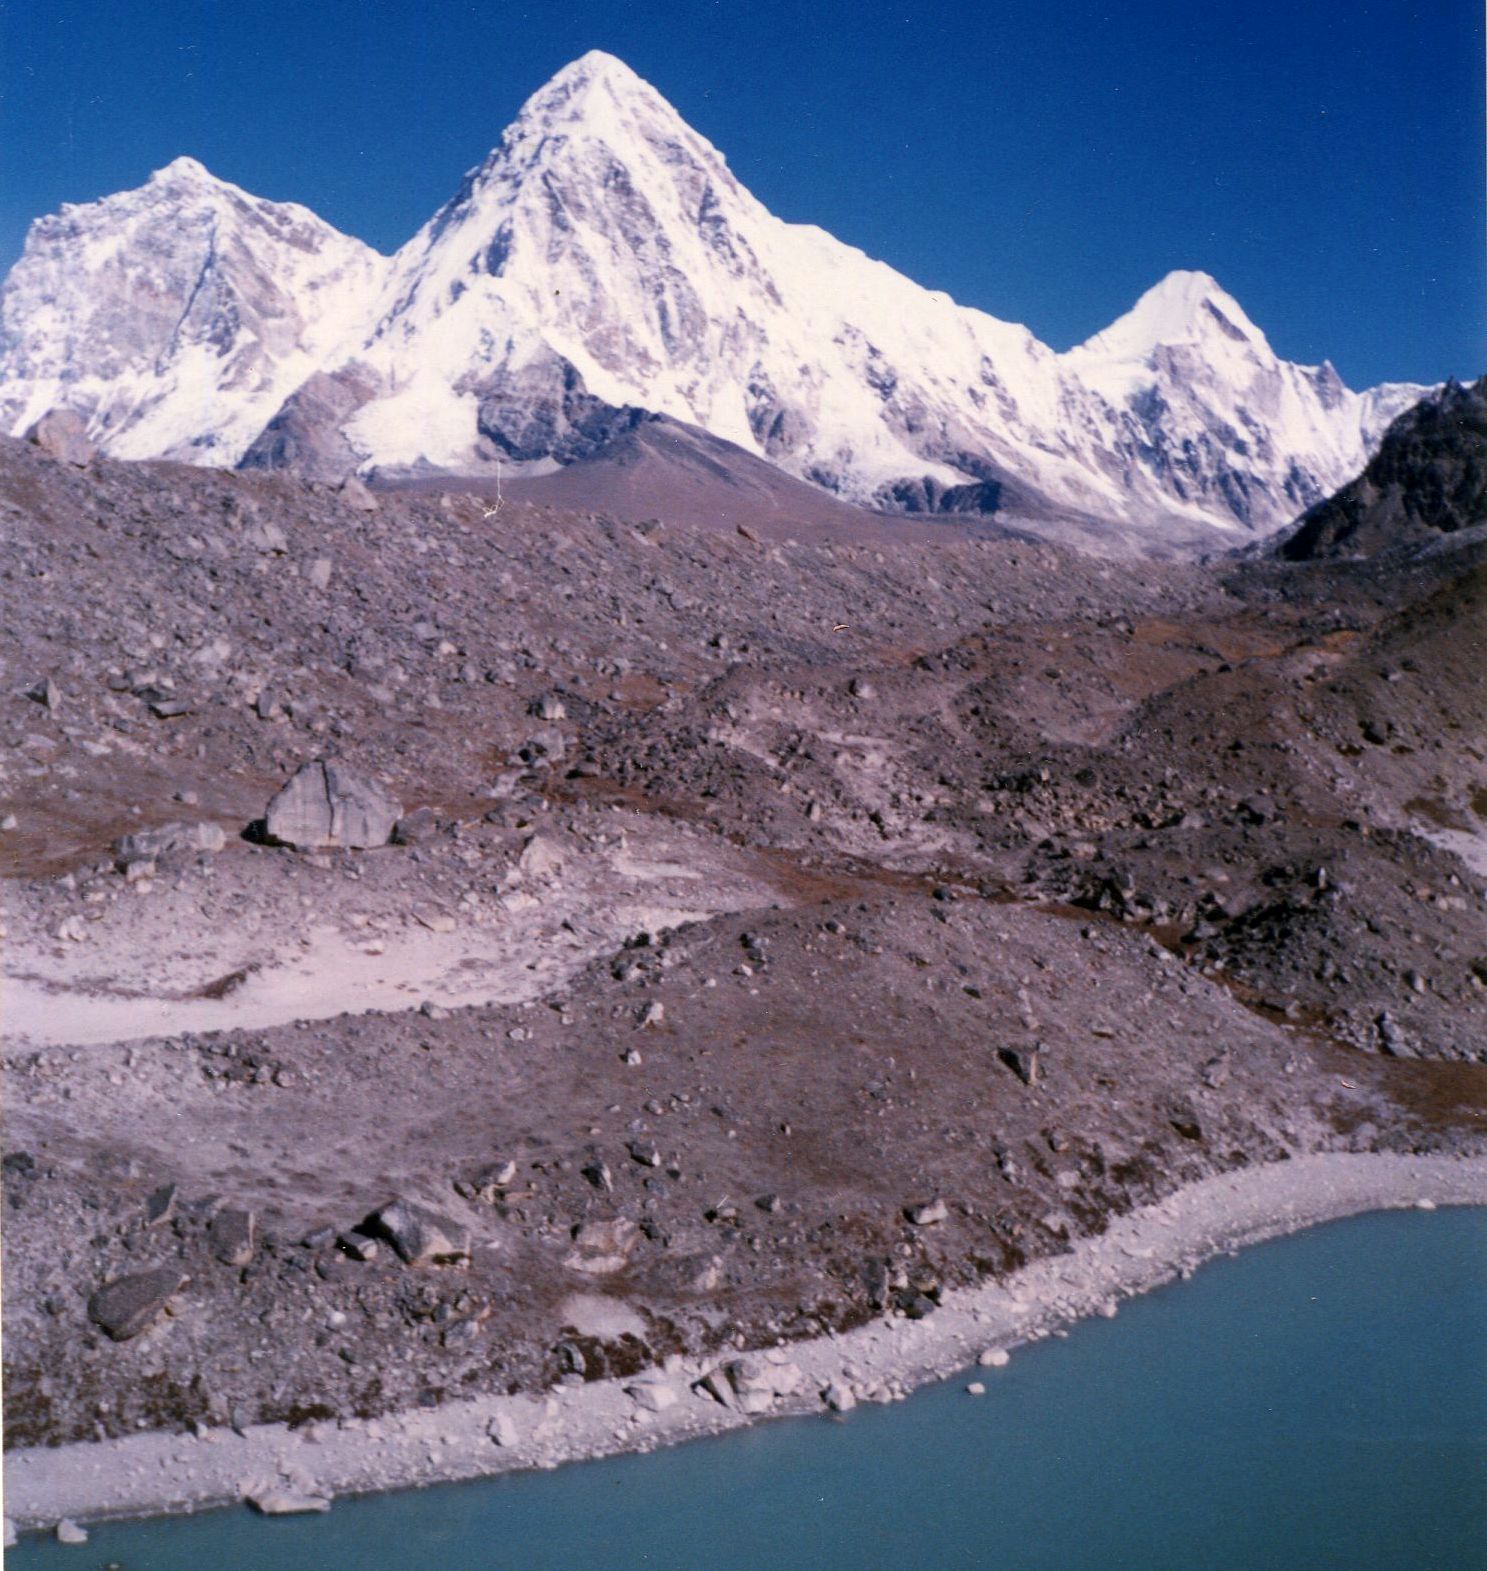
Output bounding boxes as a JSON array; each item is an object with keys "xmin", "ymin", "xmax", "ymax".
[
  {"xmin": 1072, "ymin": 271, "xmax": 1268, "ymax": 360},
  {"xmin": 509, "ymin": 48, "xmax": 674, "ymax": 118},
  {"xmin": 0, "ymin": 53, "xmax": 1426, "ymax": 540}
]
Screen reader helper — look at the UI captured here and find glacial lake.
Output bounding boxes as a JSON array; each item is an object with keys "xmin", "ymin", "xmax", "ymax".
[{"xmin": 10, "ymin": 1206, "xmax": 1486, "ymax": 1570}]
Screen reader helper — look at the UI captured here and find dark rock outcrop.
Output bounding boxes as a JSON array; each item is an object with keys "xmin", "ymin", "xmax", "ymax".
[
  {"xmin": 238, "ymin": 364, "xmax": 383, "ymax": 482},
  {"xmin": 472, "ymin": 350, "xmax": 647, "ymax": 464},
  {"xmin": 361, "ymin": 1200, "xmax": 470, "ymax": 1266},
  {"xmin": 1278, "ymin": 379, "xmax": 1486, "ymax": 560},
  {"xmin": 208, "ymin": 1208, "xmax": 257, "ymax": 1267}
]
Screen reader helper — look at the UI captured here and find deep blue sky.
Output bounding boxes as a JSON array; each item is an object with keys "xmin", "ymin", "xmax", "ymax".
[{"xmin": 3, "ymin": 0, "xmax": 1482, "ymax": 389}]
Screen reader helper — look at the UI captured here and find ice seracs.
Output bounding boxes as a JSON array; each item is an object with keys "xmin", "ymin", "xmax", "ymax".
[{"xmin": 0, "ymin": 51, "xmax": 1429, "ymax": 542}]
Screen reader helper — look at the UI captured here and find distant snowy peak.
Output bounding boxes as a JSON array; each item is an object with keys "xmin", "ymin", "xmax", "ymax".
[
  {"xmin": 146, "ymin": 154, "xmax": 214, "ymax": 189},
  {"xmin": 1075, "ymin": 270, "xmax": 1269, "ymax": 361},
  {"xmin": 0, "ymin": 159, "xmax": 387, "ymax": 463},
  {"xmin": 284, "ymin": 54, "xmax": 1430, "ymax": 534},
  {"xmin": 384, "ymin": 48, "xmax": 780, "ymax": 345},
  {"xmin": 501, "ymin": 48, "xmax": 736, "ymax": 174},
  {"xmin": 1, "ymin": 51, "xmax": 1433, "ymax": 542}
]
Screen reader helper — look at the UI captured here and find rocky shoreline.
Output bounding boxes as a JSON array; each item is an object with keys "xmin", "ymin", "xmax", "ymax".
[{"xmin": 7, "ymin": 1151, "xmax": 1484, "ymax": 1538}]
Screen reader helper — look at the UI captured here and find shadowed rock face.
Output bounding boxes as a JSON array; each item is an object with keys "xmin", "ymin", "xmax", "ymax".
[
  {"xmin": 1279, "ymin": 379, "xmax": 1487, "ymax": 560},
  {"xmin": 472, "ymin": 350, "xmax": 649, "ymax": 464},
  {"xmin": 361, "ymin": 1200, "xmax": 470, "ymax": 1266},
  {"xmin": 237, "ymin": 365, "xmax": 384, "ymax": 483}
]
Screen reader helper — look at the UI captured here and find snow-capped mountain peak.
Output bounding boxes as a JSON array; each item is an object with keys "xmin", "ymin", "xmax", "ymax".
[
  {"xmin": 490, "ymin": 50, "xmax": 739, "ymax": 191},
  {"xmin": 1076, "ymin": 269, "xmax": 1269, "ymax": 361},
  {"xmin": 510, "ymin": 48, "xmax": 691, "ymax": 137},
  {"xmin": 412, "ymin": 48, "xmax": 745, "ymax": 265},
  {"xmin": 147, "ymin": 154, "xmax": 216, "ymax": 187},
  {"xmin": 0, "ymin": 158, "xmax": 387, "ymax": 464},
  {"xmin": 341, "ymin": 53, "xmax": 799, "ymax": 476},
  {"xmin": 2, "ymin": 53, "xmax": 1430, "ymax": 543}
]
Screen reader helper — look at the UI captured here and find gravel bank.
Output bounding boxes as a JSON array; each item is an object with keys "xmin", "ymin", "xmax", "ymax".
[{"xmin": 7, "ymin": 1151, "xmax": 1483, "ymax": 1535}]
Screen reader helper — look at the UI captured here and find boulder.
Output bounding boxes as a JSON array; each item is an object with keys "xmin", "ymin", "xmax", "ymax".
[
  {"xmin": 145, "ymin": 1183, "xmax": 178, "ymax": 1225},
  {"xmin": 115, "ymin": 821, "xmax": 226, "ymax": 863},
  {"xmin": 564, "ymin": 1217, "xmax": 637, "ymax": 1274},
  {"xmin": 518, "ymin": 727, "xmax": 566, "ymax": 764},
  {"xmin": 823, "ymin": 1381, "xmax": 857, "ymax": 1412},
  {"xmin": 208, "ymin": 1208, "xmax": 256, "ymax": 1267},
  {"xmin": 25, "ymin": 409, "xmax": 96, "ymax": 465},
  {"xmin": 87, "ymin": 1267, "xmax": 187, "ymax": 1341},
  {"xmin": 906, "ymin": 1199, "xmax": 948, "ymax": 1226},
  {"xmin": 626, "ymin": 1380, "xmax": 678, "ymax": 1413},
  {"xmin": 263, "ymin": 760, "xmax": 401, "ymax": 851},
  {"xmin": 337, "ymin": 474, "xmax": 379, "ymax": 511},
  {"xmin": 693, "ymin": 1368, "xmax": 734, "ymax": 1407},
  {"xmin": 998, "ymin": 1046, "xmax": 1044, "ymax": 1086},
  {"xmin": 361, "ymin": 1199, "xmax": 470, "ymax": 1265},
  {"xmin": 243, "ymin": 519, "xmax": 289, "ymax": 554},
  {"xmin": 391, "ymin": 806, "xmax": 439, "ymax": 845},
  {"xmin": 1376, "ymin": 1011, "xmax": 1413, "ymax": 1057},
  {"xmin": 245, "ymin": 1488, "xmax": 332, "ymax": 1515},
  {"xmin": 722, "ymin": 1354, "xmax": 804, "ymax": 1414},
  {"xmin": 455, "ymin": 1160, "xmax": 517, "ymax": 1201},
  {"xmin": 897, "ymin": 1289, "xmax": 940, "ymax": 1320},
  {"xmin": 517, "ymin": 834, "xmax": 565, "ymax": 879}
]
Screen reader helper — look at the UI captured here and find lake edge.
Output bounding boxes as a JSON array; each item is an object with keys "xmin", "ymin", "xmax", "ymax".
[{"xmin": 8, "ymin": 1148, "xmax": 1486, "ymax": 1535}]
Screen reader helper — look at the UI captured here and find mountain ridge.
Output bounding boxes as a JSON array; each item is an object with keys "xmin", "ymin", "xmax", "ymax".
[
  {"xmin": 1276, "ymin": 378, "xmax": 1487, "ymax": 560},
  {"xmin": 0, "ymin": 49, "xmax": 1428, "ymax": 544}
]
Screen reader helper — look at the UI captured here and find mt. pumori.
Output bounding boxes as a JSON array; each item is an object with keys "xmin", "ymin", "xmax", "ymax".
[{"xmin": 0, "ymin": 50, "xmax": 1425, "ymax": 539}]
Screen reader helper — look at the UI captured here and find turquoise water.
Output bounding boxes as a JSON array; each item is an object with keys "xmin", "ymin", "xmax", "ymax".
[{"xmin": 10, "ymin": 1207, "xmax": 1486, "ymax": 1570}]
